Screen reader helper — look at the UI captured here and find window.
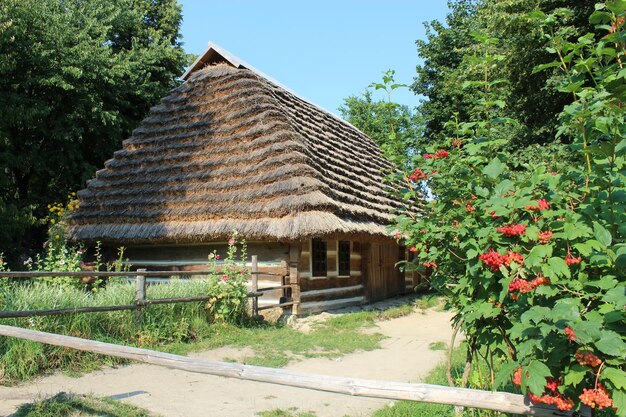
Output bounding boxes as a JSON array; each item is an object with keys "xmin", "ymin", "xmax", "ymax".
[
  {"xmin": 338, "ymin": 241, "xmax": 350, "ymax": 276},
  {"xmin": 311, "ymin": 238, "xmax": 327, "ymax": 277}
]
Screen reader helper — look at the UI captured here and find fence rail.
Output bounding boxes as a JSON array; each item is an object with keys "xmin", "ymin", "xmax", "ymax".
[
  {"xmin": 0, "ymin": 270, "xmax": 286, "ymax": 278},
  {"xmin": 0, "ymin": 324, "xmax": 583, "ymax": 417}
]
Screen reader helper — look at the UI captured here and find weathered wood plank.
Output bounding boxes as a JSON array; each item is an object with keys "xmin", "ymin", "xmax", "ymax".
[
  {"xmin": 289, "ymin": 243, "xmax": 301, "ymax": 315},
  {"xmin": 300, "ymin": 285, "xmax": 364, "ymax": 302},
  {"xmin": 299, "ymin": 275, "xmax": 362, "ymax": 292},
  {"xmin": 0, "ymin": 324, "xmax": 580, "ymax": 417}
]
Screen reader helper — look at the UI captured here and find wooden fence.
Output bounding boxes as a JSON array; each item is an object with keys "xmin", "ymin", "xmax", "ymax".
[
  {"xmin": 0, "ymin": 324, "xmax": 586, "ymax": 417},
  {"xmin": 0, "ymin": 255, "xmax": 293, "ymax": 319}
]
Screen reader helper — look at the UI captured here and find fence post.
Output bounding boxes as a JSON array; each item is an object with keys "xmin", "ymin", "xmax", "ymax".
[
  {"xmin": 251, "ymin": 255, "xmax": 258, "ymax": 317},
  {"xmin": 135, "ymin": 268, "xmax": 146, "ymax": 325}
]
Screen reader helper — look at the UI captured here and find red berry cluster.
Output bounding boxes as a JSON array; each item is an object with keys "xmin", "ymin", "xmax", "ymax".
[
  {"xmin": 452, "ymin": 137, "xmax": 462, "ymax": 148},
  {"xmin": 565, "ymin": 253, "xmax": 582, "ymax": 266},
  {"xmin": 489, "ymin": 210, "xmax": 501, "ymax": 219},
  {"xmin": 565, "ymin": 326, "xmax": 576, "ymax": 341},
  {"xmin": 422, "ymin": 261, "xmax": 438, "ymax": 270},
  {"xmin": 537, "ymin": 230, "xmax": 553, "ymax": 244},
  {"xmin": 424, "ymin": 149, "xmax": 449, "ymax": 159},
  {"xmin": 466, "ymin": 203, "xmax": 475, "ymax": 213},
  {"xmin": 529, "ymin": 392, "xmax": 574, "ymax": 411},
  {"xmin": 575, "ymin": 350, "xmax": 602, "ymax": 367},
  {"xmin": 409, "ymin": 168, "xmax": 428, "ymax": 181},
  {"xmin": 497, "ymin": 223, "xmax": 527, "ymax": 236},
  {"xmin": 525, "ymin": 198, "xmax": 550, "ymax": 211},
  {"xmin": 409, "ymin": 246, "xmax": 418, "ymax": 253},
  {"xmin": 610, "ymin": 16, "xmax": 625, "ymax": 33},
  {"xmin": 515, "ymin": 373, "xmax": 574, "ymax": 411},
  {"xmin": 580, "ymin": 385, "xmax": 613, "ymax": 409},
  {"xmin": 479, "ymin": 250, "xmax": 524, "ymax": 271},
  {"xmin": 509, "ymin": 275, "xmax": 550, "ymax": 296}
]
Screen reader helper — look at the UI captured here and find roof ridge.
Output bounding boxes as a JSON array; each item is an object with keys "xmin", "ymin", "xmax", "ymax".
[{"xmin": 183, "ymin": 42, "xmax": 375, "ymax": 139}]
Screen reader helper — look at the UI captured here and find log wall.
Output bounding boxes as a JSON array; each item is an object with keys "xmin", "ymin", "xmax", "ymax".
[
  {"xmin": 296, "ymin": 238, "xmax": 405, "ymax": 314},
  {"xmin": 298, "ymin": 238, "xmax": 365, "ymax": 313}
]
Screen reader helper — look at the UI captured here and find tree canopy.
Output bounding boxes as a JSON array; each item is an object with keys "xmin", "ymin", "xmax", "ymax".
[{"xmin": 0, "ymin": 0, "xmax": 191, "ymax": 264}]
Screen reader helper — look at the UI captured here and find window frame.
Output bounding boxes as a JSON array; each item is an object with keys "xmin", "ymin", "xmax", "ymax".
[
  {"xmin": 337, "ymin": 240, "xmax": 351, "ymax": 277},
  {"xmin": 311, "ymin": 238, "xmax": 327, "ymax": 278}
]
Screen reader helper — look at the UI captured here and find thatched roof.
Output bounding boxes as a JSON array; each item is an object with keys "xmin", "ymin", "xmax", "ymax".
[{"xmin": 67, "ymin": 43, "xmax": 411, "ymax": 243}]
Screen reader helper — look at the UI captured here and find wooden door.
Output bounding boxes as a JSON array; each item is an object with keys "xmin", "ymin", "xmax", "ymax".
[{"xmin": 368, "ymin": 243, "xmax": 385, "ymax": 301}]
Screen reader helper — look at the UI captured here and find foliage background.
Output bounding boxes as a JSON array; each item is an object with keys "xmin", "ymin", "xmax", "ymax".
[{"xmin": 0, "ymin": 0, "xmax": 191, "ymax": 265}]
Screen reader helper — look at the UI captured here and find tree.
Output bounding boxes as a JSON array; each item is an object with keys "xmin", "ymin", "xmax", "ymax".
[
  {"xmin": 0, "ymin": 0, "xmax": 191, "ymax": 265},
  {"xmin": 339, "ymin": 73, "xmax": 421, "ymax": 167},
  {"xmin": 414, "ymin": 0, "xmax": 596, "ymax": 151}
]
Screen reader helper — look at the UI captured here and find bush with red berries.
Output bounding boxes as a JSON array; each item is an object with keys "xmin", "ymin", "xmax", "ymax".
[{"xmin": 393, "ymin": 4, "xmax": 625, "ymax": 415}]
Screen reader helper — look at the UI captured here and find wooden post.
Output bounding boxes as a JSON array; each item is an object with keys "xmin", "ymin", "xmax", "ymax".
[
  {"xmin": 289, "ymin": 243, "xmax": 301, "ymax": 315},
  {"xmin": 135, "ymin": 268, "xmax": 146, "ymax": 325},
  {"xmin": 279, "ymin": 260, "xmax": 289, "ymax": 299},
  {"xmin": 251, "ymin": 255, "xmax": 258, "ymax": 317}
]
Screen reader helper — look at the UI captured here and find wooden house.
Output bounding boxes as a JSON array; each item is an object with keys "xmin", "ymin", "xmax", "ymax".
[{"xmin": 67, "ymin": 43, "xmax": 423, "ymax": 314}]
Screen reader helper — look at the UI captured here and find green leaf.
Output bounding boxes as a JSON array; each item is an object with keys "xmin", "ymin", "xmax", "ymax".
[
  {"xmin": 521, "ymin": 306, "xmax": 551, "ymax": 324},
  {"xmin": 526, "ymin": 245, "xmax": 553, "ymax": 268},
  {"xmin": 603, "ymin": 286, "xmax": 626, "ymax": 308},
  {"xmin": 525, "ymin": 361, "xmax": 552, "ymax": 395},
  {"xmin": 563, "ymin": 364, "xmax": 587, "ymax": 387},
  {"xmin": 594, "ymin": 222, "xmax": 612, "ymax": 246},
  {"xmin": 564, "ymin": 222, "xmax": 592, "ymax": 240},
  {"xmin": 604, "ymin": 367, "xmax": 626, "ymax": 390},
  {"xmin": 494, "ymin": 362, "xmax": 519, "ymax": 389},
  {"xmin": 614, "ymin": 389, "xmax": 626, "ymax": 417},
  {"xmin": 552, "ymin": 299, "xmax": 580, "ymax": 322},
  {"xmin": 531, "ymin": 62, "xmax": 561, "ymax": 74},
  {"xmin": 483, "ymin": 157, "xmax": 506, "ymax": 179},
  {"xmin": 525, "ymin": 225, "xmax": 540, "ymax": 241},
  {"xmin": 596, "ymin": 330, "xmax": 626, "ymax": 356},
  {"xmin": 573, "ymin": 242, "xmax": 594, "ymax": 257},
  {"xmin": 547, "ymin": 257, "xmax": 571, "ymax": 279},
  {"xmin": 572, "ymin": 321, "xmax": 602, "ymax": 344}
]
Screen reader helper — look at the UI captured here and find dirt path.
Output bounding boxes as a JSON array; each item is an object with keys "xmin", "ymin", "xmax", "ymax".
[{"xmin": 0, "ymin": 308, "xmax": 455, "ymax": 417}]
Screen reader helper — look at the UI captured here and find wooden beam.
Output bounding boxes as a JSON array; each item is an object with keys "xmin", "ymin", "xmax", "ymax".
[
  {"xmin": 0, "ymin": 324, "xmax": 581, "ymax": 417},
  {"xmin": 289, "ymin": 243, "xmax": 301, "ymax": 315}
]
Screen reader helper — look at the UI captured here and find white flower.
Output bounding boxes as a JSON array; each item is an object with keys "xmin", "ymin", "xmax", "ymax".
[{"xmin": 23, "ymin": 257, "xmax": 32, "ymax": 266}]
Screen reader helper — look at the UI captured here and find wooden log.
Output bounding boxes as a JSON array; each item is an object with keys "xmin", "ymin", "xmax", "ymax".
[{"xmin": 0, "ymin": 324, "xmax": 582, "ymax": 417}]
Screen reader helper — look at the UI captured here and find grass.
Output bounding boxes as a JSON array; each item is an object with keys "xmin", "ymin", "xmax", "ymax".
[
  {"xmin": 428, "ymin": 341, "xmax": 447, "ymax": 351},
  {"xmin": 414, "ymin": 294, "xmax": 446, "ymax": 312},
  {"xmin": 371, "ymin": 343, "xmax": 512, "ymax": 417},
  {"xmin": 1, "ymin": 285, "xmax": 431, "ymax": 382},
  {"xmin": 12, "ymin": 392, "xmax": 156, "ymax": 417},
  {"xmin": 257, "ymin": 407, "xmax": 317, "ymax": 417},
  {"xmin": 164, "ymin": 307, "xmax": 392, "ymax": 367},
  {"xmin": 0, "ymin": 279, "xmax": 217, "ymax": 383},
  {"xmin": 371, "ymin": 347, "xmax": 465, "ymax": 417}
]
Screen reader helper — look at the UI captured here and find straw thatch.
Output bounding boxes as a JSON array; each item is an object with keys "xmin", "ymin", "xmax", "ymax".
[{"xmin": 67, "ymin": 44, "xmax": 414, "ymax": 243}]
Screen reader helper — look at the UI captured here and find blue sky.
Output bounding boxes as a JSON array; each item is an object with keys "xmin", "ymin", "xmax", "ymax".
[{"xmin": 179, "ymin": 1, "xmax": 450, "ymax": 115}]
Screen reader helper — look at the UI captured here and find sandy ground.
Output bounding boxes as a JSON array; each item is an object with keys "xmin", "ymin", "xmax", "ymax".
[{"xmin": 0, "ymin": 306, "xmax": 455, "ymax": 417}]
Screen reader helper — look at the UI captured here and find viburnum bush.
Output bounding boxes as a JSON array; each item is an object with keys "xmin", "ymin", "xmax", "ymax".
[{"xmin": 394, "ymin": 3, "xmax": 625, "ymax": 415}]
